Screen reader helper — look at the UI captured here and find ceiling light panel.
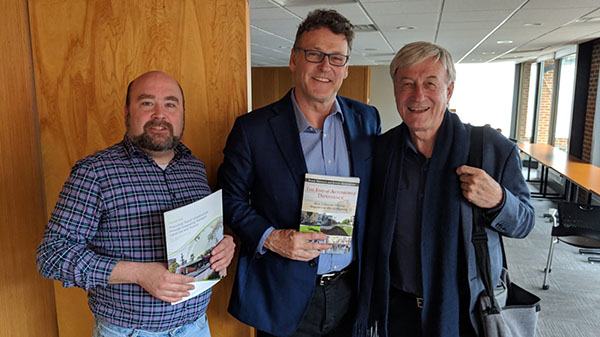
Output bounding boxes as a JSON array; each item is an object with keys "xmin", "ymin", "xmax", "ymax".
[
  {"xmin": 361, "ymin": 1, "xmax": 442, "ymax": 15},
  {"xmin": 443, "ymin": 0, "xmax": 527, "ymax": 12},
  {"xmin": 374, "ymin": 13, "xmax": 437, "ymax": 32}
]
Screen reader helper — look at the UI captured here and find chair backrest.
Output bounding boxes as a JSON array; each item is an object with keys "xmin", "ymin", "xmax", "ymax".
[{"xmin": 554, "ymin": 202, "xmax": 600, "ymax": 244}]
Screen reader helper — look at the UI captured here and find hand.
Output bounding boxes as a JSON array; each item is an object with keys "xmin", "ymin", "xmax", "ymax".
[
  {"xmin": 209, "ymin": 235, "xmax": 236, "ymax": 275},
  {"xmin": 264, "ymin": 229, "xmax": 330, "ymax": 261},
  {"xmin": 132, "ymin": 262, "xmax": 196, "ymax": 303},
  {"xmin": 456, "ymin": 165, "xmax": 504, "ymax": 209}
]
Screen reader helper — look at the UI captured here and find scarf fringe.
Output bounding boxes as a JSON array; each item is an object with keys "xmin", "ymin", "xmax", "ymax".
[{"xmin": 353, "ymin": 321, "xmax": 380, "ymax": 337}]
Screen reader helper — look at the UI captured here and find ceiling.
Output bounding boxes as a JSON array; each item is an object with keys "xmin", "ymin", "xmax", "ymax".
[{"xmin": 249, "ymin": 0, "xmax": 600, "ymax": 66}]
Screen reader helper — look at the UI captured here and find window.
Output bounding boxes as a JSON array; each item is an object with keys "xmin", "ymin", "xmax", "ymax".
[{"xmin": 553, "ymin": 54, "xmax": 576, "ymax": 151}]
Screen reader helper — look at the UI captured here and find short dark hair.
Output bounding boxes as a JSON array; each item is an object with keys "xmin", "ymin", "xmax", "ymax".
[
  {"xmin": 125, "ymin": 78, "xmax": 185, "ymax": 110},
  {"xmin": 293, "ymin": 9, "xmax": 354, "ymax": 51}
]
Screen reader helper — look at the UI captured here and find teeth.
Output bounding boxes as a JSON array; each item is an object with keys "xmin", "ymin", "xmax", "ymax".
[
  {"xmin": 314, "ymin": 77, "xmax": 330, "ymax": 82},
  {"xmin": 408, "ymin": 107, "xmax": 429, "ymax": 112}
]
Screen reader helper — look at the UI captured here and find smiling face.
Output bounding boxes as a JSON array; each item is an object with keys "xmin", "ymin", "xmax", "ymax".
[
  {"xmin": 125, "ymin": 71, "xmax": 184, "ymax": 155},
  {"xmin": 393, "ymin": 57, "xmax": 454, "ymax": 138},
  {"xmin": 289, "ymin": 27, "xmax": 349, "ymax": 107}
]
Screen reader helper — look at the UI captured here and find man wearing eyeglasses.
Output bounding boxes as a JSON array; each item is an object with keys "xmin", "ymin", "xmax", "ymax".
[{"xmin": 218, "ymin": 9, "xmax": 380, "ymax": 337}]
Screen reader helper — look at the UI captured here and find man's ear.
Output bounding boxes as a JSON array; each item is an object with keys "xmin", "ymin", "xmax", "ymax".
[
  {"xmin": 289, "ymin": 48, "xmax": 297, "ymax": 72},
  {"xmin": 447, "ymin": 82, "xmax": 454, "ymax": 102}
]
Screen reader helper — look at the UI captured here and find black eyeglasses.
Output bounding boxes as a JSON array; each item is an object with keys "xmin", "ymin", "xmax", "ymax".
[{"xmin": 295, "ymin": 48, "xmax": 350, "ymax": 66}]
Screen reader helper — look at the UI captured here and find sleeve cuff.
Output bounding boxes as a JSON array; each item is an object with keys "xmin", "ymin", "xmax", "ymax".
[
  {"xmin": 256, "ymin": 226, "xmax": 275, "ymax": 256},
  {"xmin": 484, "ymin": 187, "xmax": 506, "ymax": 221}
]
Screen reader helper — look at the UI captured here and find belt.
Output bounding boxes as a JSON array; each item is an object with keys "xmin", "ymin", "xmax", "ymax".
[{"xmin": 316, "ymin": 266, "xmax": 352, "ymax": 286}]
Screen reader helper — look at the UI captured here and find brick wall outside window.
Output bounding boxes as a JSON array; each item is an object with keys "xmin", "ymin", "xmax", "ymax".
[
  {"xmin": 537, "ymin": 60, "xmax": 555, "ymax": 144},
  {"xmin": 516, "ymin": 62, "xmax": 533, "ymax": 142},
  {"xmin": 582, "ymin": 41, "xmax": 600, "ymax": 162}
]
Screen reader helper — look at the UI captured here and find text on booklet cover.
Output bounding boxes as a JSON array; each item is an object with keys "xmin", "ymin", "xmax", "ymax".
[{"xmin": 299, "ymin": 173, "xmax": 360, "ymax": 254}]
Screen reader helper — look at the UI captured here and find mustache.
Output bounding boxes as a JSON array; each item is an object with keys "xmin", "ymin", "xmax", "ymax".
[{"xmin": 143, "ymin": 120, "xmax": 173, "ymax": 133}]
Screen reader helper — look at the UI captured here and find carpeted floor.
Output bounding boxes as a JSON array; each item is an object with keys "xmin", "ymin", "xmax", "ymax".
[{"xmin": 503, "ymin": 196, "xmax": 600, "ymax": 337}]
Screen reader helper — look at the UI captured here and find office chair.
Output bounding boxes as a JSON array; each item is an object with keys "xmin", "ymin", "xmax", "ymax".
[{"xmin": 542, "ymin": 202, "xmax": 600, "ymax": 290}]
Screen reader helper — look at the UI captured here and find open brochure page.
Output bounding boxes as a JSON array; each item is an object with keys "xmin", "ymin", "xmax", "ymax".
[
  {"xmin": 299, "ymin": 173, "xmax": 360, "ymax": 254},
  {"xmin": 164, "ymin": 189, "xmax": 223, "ymax": 305}
]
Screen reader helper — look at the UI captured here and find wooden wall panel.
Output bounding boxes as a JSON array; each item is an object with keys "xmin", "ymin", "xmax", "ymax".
[
  {"xmin": 0, "ymin": 1, "xmax": 58, "ymax": 336},
  {"xmin": 251, "ymin": 66, "xmax": 371, "ymax": 110},
  {"xmin": 28, "ymin": 0, "xmax": 251, "ymax": 336}
]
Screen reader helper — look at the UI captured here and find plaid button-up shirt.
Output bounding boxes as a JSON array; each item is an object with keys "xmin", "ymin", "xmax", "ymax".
[{"xmin": 37, "ymin": 136, "xmax": 212, "ymax": 331}]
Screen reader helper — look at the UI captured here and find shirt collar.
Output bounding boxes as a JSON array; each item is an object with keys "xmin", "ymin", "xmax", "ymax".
[
  {"xmin": 290, "ymin": 88, "xmax": 344, "ymax": 133},
  {"xmin": 402, "ymin": 128, "xmax": 419, "ymax": 154}
]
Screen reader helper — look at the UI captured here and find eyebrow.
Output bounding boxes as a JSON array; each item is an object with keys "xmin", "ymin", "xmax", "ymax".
[
  {"xmin": 136, "ymin": 94, "xmax": 180, "ymax": 104},
  {"xmin": 165, "ymin": 96, "xmax": 180, "ymax": 103},
  {"xmin": 137, "ymin": 94, "xmax": 155, "ymax": 101},
  {"xmin": 398, "ymin": 75, "xmax": 439, "ymax": 81}
]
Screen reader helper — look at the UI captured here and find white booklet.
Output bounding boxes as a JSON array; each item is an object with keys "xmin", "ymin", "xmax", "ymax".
[
  {"xmin": 164, "ymin": 189, "xmax": 224, "ymax": 305},
  {"xmin": 299, "ymin": 173, "xmax": 360, "ymax": 254}
]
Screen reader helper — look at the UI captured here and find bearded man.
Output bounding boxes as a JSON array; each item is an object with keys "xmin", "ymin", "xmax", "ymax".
[{"xmin": 37, "ymin": 71, "xmax": 235, "ymax": 337}]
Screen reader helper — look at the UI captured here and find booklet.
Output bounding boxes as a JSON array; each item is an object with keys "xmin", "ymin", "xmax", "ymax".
[
  {"xmin": 164, "ymin": 189, "xmax": 224, "ymax": 305},
  {"xmin": 299, "ymin": 173, "xmax": 360, "ymax": 254}
]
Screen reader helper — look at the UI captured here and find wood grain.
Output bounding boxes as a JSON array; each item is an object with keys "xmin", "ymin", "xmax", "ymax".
[
  {"xmin": 28, "ymin": 0, "xmax": 251, "ymax": 336},
  {"xmin": 0, "ymin": 0, "xmax": 58, "ymax": 336},
  {"xmin": 251, "ymin": 66, "xmax": 371, "ymax": 110}
]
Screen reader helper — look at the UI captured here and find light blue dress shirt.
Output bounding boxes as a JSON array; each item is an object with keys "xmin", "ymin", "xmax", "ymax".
[{"xmin": 256, "ymin": 89, "xmax": 353, "ymax": 274}]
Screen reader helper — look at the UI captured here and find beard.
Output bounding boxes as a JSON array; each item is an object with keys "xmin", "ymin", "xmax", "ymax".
[{"xmin": 128, "ymin": 119, "xmax": 182, "ymax": 152}]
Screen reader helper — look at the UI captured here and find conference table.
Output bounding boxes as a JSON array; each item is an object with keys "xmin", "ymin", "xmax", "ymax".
[{"xmin": 517, "ymin": 142, "xmax": 600, "ymax": 203}]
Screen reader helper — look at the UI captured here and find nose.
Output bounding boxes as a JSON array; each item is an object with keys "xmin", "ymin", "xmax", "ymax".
[
  {"xmin": 317, "ymin": 56, "xmax": 332, "ymax": 71},
  {"xmin": 413, "ymin": 83, "xmax": 425, "ymax": 101},
  {"xmin": 151, "ymin": 105, "xmax": 167, "ymax": 120}
]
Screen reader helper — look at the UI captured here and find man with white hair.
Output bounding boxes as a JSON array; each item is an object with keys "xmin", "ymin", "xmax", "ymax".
[{"xmin": 354, "ymin": 42, "xmax": 535, "ymax": 337}]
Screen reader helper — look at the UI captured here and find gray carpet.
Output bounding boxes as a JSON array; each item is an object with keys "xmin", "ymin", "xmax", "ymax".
[{"xmin": 503, "ymin": 197, "xmax": 600, "ymax": 337}]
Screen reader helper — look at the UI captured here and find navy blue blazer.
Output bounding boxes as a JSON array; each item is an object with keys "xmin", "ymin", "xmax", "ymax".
[{"xmin": 218, "ymin": 90, "xmax": 381, "ymax": 336}]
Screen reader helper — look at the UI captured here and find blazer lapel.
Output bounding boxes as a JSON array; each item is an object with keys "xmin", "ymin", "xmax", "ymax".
[
  {"xmin": 338, "ymin": 97, "xmax": 366, "ymax": 177},
  {"xmin": 268, "ymin": 91, "xmax": 307, "ymax": 191}
]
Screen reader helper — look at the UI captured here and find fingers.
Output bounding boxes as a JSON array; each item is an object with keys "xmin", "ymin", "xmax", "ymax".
[
  {"xmin": 155, "ymin": 287, "xmax": 193, "ymax": 303},
  {"xmin": 264, "ymin": 229, "xmax": 331, "ymax": 261},
  {"xmin": 456, "ymin": 165, "xmax": 478, "ymax": 176},
  {"xmin": 168, "ymin": 272, "xmax": 197, "ymax": 285},
  {"xmin": 211, "ymin": 235, "xmax": 235, "ymax": 255},
  {"xmin": 456, "ymin": 165, "xmax": 503, "ymax": 208},
  {"xmin": 210, "ymin": 235, "xmax": 236, "ymax": 271}
]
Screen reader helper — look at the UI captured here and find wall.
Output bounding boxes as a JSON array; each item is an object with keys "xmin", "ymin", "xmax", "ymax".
[
  {"xmin": 369, "ymin": 65, "xmax": 401, "ymax": 132},
  {"xmin": 583, "ymin": 41, "xmax": 600, "ymax": 162},
  {"xmin": 5, "ymin": 0, "xmax": 253, "ymax": 336},
  {"xmin": 0, "ymin": 1, "xmax": 59, "ymax": 336},
  {"xmin": 251, "ymin": 66, "xmax": 371, "ymax": 109}
]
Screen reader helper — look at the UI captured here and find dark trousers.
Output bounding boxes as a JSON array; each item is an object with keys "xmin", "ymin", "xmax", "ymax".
[
  {"xmin": 257, "ymin": 267, "xmax": 355, "ymax": 337},
  {"xmin": 387, "ymin": 287, "xmax": 422, "ymax": 337},
  {"xmin": 387, "ymin": 288, "xmax": 477, "ymax": 337}
]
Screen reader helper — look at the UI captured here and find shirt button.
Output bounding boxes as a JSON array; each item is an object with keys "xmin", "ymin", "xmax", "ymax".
[
  {"xmin": 324, "ymin": 133, "xmax": 327, "ymax": 138},
  {"xmin": 328, "ymin": 160, "xmax": 332, "ymax": 165}
]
